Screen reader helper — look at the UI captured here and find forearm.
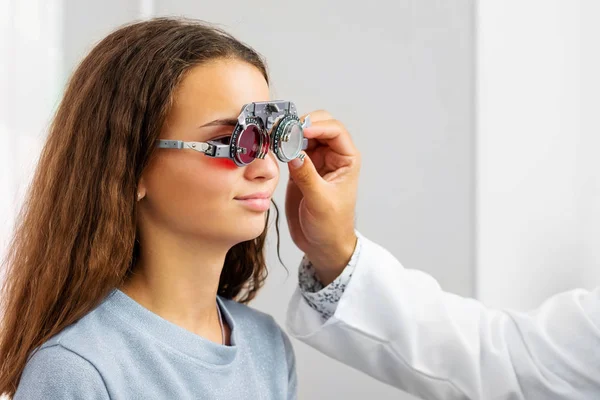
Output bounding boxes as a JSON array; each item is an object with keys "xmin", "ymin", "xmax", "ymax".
[{"xmin": 289, "ymin": 233, "xmax": 600, "ymax": 399}]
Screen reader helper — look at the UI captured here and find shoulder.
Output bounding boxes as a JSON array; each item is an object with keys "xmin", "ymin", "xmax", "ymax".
[
  {"xmin": 15, "ymin": 344, "xmax": 109, "ymax": 399},
  {"xmin": 15, "ymin": 297, "xmax": 120, "ymax": 399}
]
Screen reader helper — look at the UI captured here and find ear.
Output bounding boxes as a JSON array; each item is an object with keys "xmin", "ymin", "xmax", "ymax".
[{"xmin": 136, "ymin": 177, "xmax": 147, "ymax": 202}]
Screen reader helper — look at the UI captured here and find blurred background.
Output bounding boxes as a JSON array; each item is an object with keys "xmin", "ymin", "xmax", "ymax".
[{"xmin": 1, "ymin": 0, "xmax": 599, "ymax": 398}]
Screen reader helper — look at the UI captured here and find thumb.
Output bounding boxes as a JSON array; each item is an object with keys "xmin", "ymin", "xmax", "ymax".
[{"xmin": 287, "ymin": 152, "xmax": 323, "ymax": 197}]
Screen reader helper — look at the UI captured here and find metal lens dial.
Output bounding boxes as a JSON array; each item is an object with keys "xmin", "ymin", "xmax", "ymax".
[
  {"xmin": 231, "ymin": 122, "xmax": 262, "ymax": 166},
  {"xmin": 272, "ymin": 115, "xmax": 304, "ymax": 162}
]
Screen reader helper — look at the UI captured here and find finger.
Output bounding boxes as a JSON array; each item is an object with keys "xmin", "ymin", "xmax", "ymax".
[
  {"xmin": 309, "ymin": 146, "xmax": 354, "ymax": 177},
  {"xmin": 287, "ymin": 152, "xmax": 325, "ymax": 198},
  {"xmin": 302, "ymin": 120, "xmax": 357, "ymax": 157},
  {"xmin": 305, "ymin": 138, "xmax": 319, "ymax": 151},
  {"xmin": 285, "ymin": 176, "xmax": 303, "ymax": 230},
  {"xmin": 300, "ymin": 110, "xmax": 333, "ymax": 124},
  {"xmin": 306, "ymin": 146, "xmax": 326, "ymax": 173}
]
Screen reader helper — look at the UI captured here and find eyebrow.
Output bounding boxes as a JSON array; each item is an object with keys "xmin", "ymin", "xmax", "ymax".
[{"xmin": 198, "ymin": 118, "xmax": 239, "ymax": 128}]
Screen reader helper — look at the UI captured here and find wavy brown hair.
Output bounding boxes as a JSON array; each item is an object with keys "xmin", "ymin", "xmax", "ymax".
[{"xmin": 0, "ymin": 17, "xmax": 283, "ymax": 396}]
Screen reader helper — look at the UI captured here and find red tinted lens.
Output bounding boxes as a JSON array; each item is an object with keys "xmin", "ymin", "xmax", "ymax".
[{"xmin": 237, "ymin": 125, "xmax": 260, "ymax": 164}]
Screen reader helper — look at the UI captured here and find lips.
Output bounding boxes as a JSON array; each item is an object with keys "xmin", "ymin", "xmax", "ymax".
[
  {"xmin": 234, "ymin": 192, "xmax": 272, "ymax": 200},
  {"xmin": 234, "ymin": 192, "xmax": 273, "ymax": 212}
]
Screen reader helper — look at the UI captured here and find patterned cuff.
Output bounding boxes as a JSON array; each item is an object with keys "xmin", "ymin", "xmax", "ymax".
[{"xmin": 297, "ymin": 237, "xmax": 362, "ymax": 321}]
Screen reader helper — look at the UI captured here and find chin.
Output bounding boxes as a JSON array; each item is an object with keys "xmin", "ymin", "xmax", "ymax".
[{"xmin": 230, "ymin": 216, "xmax": 268, "ymax": 244}]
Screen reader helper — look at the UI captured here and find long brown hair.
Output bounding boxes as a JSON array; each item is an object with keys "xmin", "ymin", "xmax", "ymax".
[{"xmin": 0, "ymin": 17, "xmax": 283, "ymax": 396}]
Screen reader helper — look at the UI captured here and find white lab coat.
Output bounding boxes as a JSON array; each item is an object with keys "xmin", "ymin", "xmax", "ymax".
[{"xmin": 286, "ymin": 233, "xmax": 600, "ymax": 399}]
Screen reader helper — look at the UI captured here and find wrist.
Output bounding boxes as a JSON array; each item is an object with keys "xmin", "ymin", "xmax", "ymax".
[{"xmin": 307, "ymin": 234, "xmax": 358, "ymax": 286}]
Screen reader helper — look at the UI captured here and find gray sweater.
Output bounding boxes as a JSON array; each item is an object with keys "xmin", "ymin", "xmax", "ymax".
[{"xmin": 14, "ymin": 289, "xmax": 297, "ymax": 399}]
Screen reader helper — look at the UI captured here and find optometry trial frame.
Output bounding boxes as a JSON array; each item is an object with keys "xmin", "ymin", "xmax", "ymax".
[{"xmin": 156, "ymin": 101, "xmax": 311, "ymax": 167}]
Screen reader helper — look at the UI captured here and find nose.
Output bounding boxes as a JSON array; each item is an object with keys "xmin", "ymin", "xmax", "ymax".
[{"xmin": 244, "ymin": 152, "xmax": 279, "ymax": 181}]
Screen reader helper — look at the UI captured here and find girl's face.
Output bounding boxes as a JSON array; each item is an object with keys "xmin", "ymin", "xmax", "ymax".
[{"xmin": 138, "ymin": 59, "xmax": 279, "ymax": 246}]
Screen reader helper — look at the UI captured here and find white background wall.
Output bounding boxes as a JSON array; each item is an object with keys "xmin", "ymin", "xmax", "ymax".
[
  {"xmin": 0, "ymin": 0, "xmax": 63, "ymax": 272},
  {"xmin": 579, "ymin": 1, "xmax": 600, "ymax": 288},
  {"xmin": 476, "ymin": 0, "xmax": 600, "ymax": 310}
]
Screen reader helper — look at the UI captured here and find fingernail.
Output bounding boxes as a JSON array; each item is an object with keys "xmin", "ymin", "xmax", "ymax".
[{"xmin": 290, "ymin": 156, "xmax": 304, "ymax": 169}]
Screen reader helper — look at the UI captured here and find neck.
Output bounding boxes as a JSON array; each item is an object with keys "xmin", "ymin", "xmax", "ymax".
[{"xmin": 121, "ymin": 226, "xmax": 230, "ymax": 343}]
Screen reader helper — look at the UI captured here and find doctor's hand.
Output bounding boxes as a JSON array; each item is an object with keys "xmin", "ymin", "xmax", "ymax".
[{"xmin": 285, "ymin": 110, "xmax": 360, "ymax": 286}]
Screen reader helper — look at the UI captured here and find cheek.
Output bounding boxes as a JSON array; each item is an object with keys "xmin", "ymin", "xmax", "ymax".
[
  {"xmin": 148, "ymin": 155, "xmax": 238, "ymax": 208},
  {"xmin": 208, "ymin": 157, "xmax": 238, "ymax": 170}
]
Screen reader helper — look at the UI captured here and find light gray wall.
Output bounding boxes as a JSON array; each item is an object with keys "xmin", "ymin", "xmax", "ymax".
[
  {"xmin": 62, "ymin": 0, "xmax": 142, "ymax": 79},
  {"xmin": 152, "ymin": 1, "xmax": 474, "ymax": 398},
  {"xmin": 59, "ymin": 1, "xmax": 475, "ymax": 398}
]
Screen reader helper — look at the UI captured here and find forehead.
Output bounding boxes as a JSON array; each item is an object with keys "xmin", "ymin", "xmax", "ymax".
[{"xmin": 169, "ymin": 59, "xmax": 270, "ymax": 124}]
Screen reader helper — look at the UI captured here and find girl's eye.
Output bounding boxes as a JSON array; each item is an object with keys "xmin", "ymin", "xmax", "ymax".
[{"xmin": 211, "ymin": 135, "xmax": 231, "ymax": 145}]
